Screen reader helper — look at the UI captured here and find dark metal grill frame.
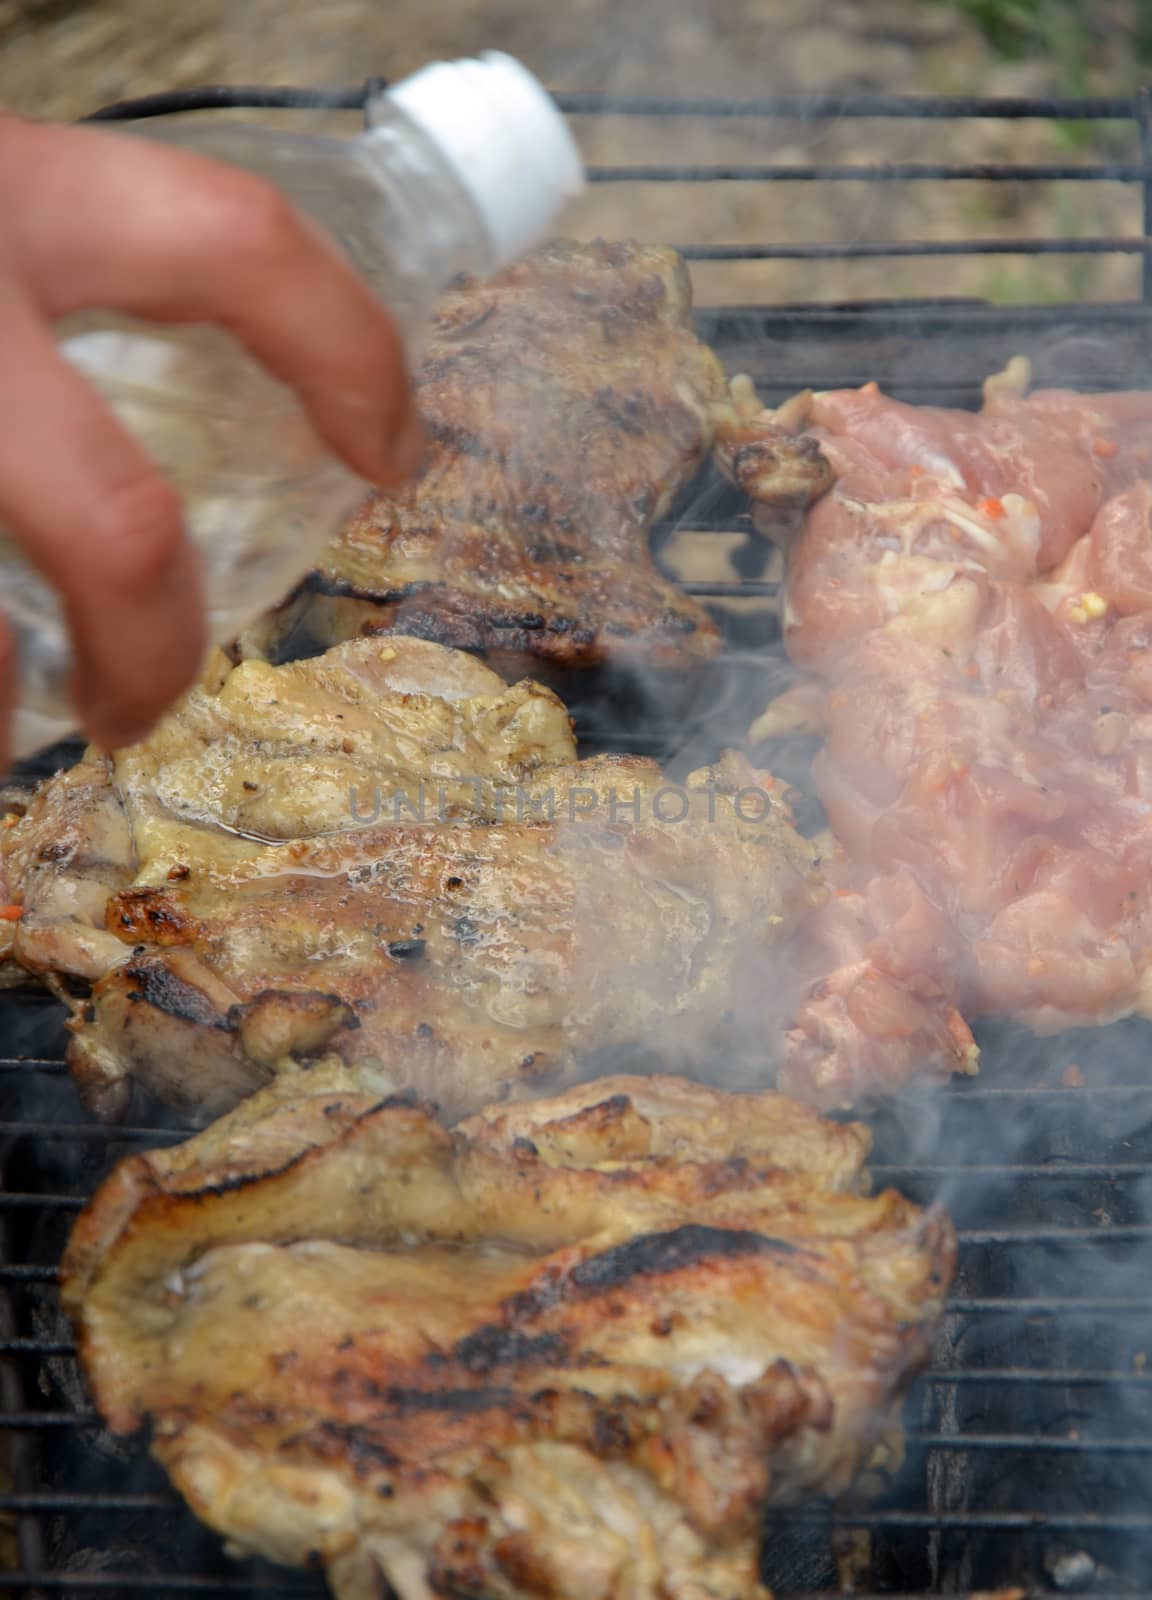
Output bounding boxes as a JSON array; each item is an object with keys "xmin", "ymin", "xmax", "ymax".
[{"xmin": 7, "ymin": 78, "xmax": 1152, "ymax": 1600}]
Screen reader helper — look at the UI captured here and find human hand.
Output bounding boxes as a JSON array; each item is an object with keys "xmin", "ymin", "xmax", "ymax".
[{"xmin": 0, "ymin": 113, "xmax": 422, "ymax": 763}]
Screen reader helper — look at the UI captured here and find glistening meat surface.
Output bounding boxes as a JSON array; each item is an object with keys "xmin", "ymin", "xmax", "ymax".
[
  {"xmin": 62, "ymin": 1068, "xmax": 954, "ymax": 1600},
  {"xmin": 749, "ymin": 363, "xmax": 1152, "ymax": 1105},
  {"xmin": 0, "ymin": 636, "xmax": 821, "ymax": 1123}
]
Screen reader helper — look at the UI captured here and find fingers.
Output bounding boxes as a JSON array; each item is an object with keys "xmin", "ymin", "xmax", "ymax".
[
  {"xmin": 0, "ymin": 117, "xmax": 423, "ymax": 489},
  {"xmin": 0, "ymin": 283, "xmax": 205, "ymax": 749},
  {"xmin": 0, "ymin": 113, "xmax": 422, "ymax": 756}
]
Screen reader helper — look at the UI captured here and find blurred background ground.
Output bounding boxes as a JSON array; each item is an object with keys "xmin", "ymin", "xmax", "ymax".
[{"xmin": 0, "ymin": 0, "xmax": 1151, "ymax": 305}]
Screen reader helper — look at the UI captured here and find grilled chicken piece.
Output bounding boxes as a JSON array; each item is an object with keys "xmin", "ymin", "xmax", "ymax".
[
  {"xmin": 240, "ymin": 239, "xmax": 829, "ymax": 680},
  {"xmin": 62, "ymin": 1069, "xmax": 954, "ymax": 1600},
  {"xmin": 1, "ymin": 636, "xmax": 822, "ymax": 1123}
]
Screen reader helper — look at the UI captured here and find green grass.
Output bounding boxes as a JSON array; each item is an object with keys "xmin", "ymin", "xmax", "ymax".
[{"xmin": 917, "ymin": 0, "xmax": 1152, "ymax": 89}]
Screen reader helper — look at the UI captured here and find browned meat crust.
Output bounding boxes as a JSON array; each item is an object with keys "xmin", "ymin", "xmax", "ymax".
[
  {"xmin": 2, "ymin": 637, "xmax": 823, "ymax": 1123},
  {"xmin": 243, "ymin": 241, "xmax": 828, "ymax": 678},
  {"xmin": 62, "ymin": 1069, "xmax": 954, "ymax": 1600}
]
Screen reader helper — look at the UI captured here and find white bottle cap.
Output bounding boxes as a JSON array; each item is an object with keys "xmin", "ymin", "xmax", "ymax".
[{"xmin": 385, "ymin": 52, "xmax": 585, "ymax": 273}]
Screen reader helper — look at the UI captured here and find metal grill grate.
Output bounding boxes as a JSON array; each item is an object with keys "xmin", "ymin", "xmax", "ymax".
[{"xmin": 5, "ymin": 81, "xmax": 1152, "ymax": 1600}]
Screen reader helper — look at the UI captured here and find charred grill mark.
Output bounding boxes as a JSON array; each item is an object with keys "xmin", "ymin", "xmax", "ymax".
[
  {"xmin": 568, "ymin": 1226, "xmax": 800, "ymax": 1294},
  {"xmin": 293, "ymin": 1420, "xmax": 401, "ymax": 1476},
  {"xmin": 320, "ymin": 599, "xmax": 621, "ymax": 663},
  {"xmin": 309, "ymin": 580, "xmax": 613, "ymax": 650},
  {"xmin": 308, "ymin": 571, "xmax": 431, "ymax": 604},
  {"xmin": 386, "ymin": 938, "xmax": 427, "ymax": 961},
  {"xmin": 435, "ymin": 1327, "xmax": 571, "ymax": 1377},
  {"xmin": 120, "ymin": 962, "xmax": 229, "ymax": 1030},
  {"xmin": 380, "ymin": 1385, "xmax": 524, "ymax": 1417}
]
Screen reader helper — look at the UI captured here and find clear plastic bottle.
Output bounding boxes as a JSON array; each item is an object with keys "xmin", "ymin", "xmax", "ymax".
[{"xmin": 1, "ymin": 53, "xmax": 584, "ymax": 758}]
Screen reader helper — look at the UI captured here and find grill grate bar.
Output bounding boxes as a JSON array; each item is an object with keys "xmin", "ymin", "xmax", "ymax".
[
  {"xmin": 2, "ymin": 1347, "xmax": 1149, "ymax": 1384},
  {"xmin": 922, "ymin": 1367, "xmax": 1152, "ymax": 1383},
  {"xmin": 958, "ymin": 1223, "xmax": 1152, "ymax": 1243},
  {"xmin": 872, "ymin": 1161, "xmax": 1152, "ymax": 1178},
  {"xmin": 589, "ymin": 161, "xmax": 1152, "ymax": 182},
  {"xmin": 949, "ymin": 1295, "xmax": 1152, "ymax": 1312},
  {"xmin": 923, "ymin": 1081, "xmax": 1152, "ymax": 1099},
  {"xmin": 0, "ymin": 1122, "xmax": 184, "ymax": 1142},
  {"xmin": 909, "ymin": 1432, "xmax": 1152, "ymax": 1454},
  {"xmin": 1, "ymin": 1413, "xmax": 97, "ymax": 1429},
  {"xmin": 81, "ymin": 84, "xmax": 368, "ymax": 120},
  {"xmin": 4, "ymin": 1411, "xmax": 1149, "ymax": 1455},
  {"xmin": 768, "ymin": 1507, "xmax": 1152, "ymax": 1530},
  {"xmin": 0, "ymin": 1582, "xmax": 317, "ymax": 1596},
  {"xmin": 0, "ymin": 1582, "xmax": 317, "ymax": 1597},
  {"xmin": 107, "ymin": 84, "xmax": 1144, "ymax": 127},
  {"xmin": 6, "ymin": 1084, "xmax": 1152, "ymax": 1138},
  {"xmin": 5, "ymin": 1491, "xmax": 1151, "ymax": 1532},
  {"xmin": 678, "ymin": 237, "xmax": 1152, "ymax": 261},
  {"xmin": 1, "ymin": 1297, "xmax": 1150, "ymax": 1358},
  {"xmin": 740, "ymin": 375, "xmax": 1151, "ymax": 396},
  {"xmin": 705, "ymin": 301, "xmax": 1152, "ymax": 325},
  {"xmin": 8, "ymin": 1223, "xmax": 1152, "ymax": 1264},
  {"xmin": 683, "ymin": 580, "xmax": 778, "ymax": 597},
  {"xmin": 7, "ymin": 1164, "xmax": 1152, "ymax": 1203},
  {"xmin": 4, "ymin": 1591, "xmax": 1152, "ymax": 1600},
  {"xmin": 1, "ymin": 1493, "xmax": 178, "ymax": 1511},
  {"xmin": 1, "ymin": 1296, "xmax": 1149, "ymax": 1358},
  {"xmin": 556, "ymin": 91, "xmax": 1139, "ymax": 119},
  {"xmin": 0, "ymin": 1339, "xmax": 76, "ymax": 1355}
]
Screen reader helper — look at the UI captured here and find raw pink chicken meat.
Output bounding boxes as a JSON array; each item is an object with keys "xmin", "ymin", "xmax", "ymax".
[{"xmin": 756, "ymin": 362, "xmax": 1152, "ymax": 1106}]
